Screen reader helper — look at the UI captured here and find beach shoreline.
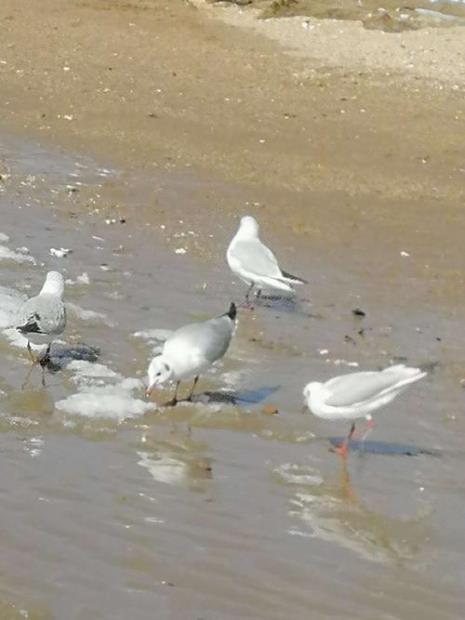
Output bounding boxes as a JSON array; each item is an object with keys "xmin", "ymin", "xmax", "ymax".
[{"xmin": 1, "ymin": 0, "xmax": 464, "ymax": 299}]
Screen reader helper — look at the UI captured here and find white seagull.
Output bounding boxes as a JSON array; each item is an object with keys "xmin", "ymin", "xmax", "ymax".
[
  {"xmin": 16, "ymin": 271, "xmax": 67, "ymax": 367},
  {"xmin": 226, "ymin": 216, "xmax": 307, "ymax": 303},
  {"xmin": 146, "ymin": 303, "xmax": 237, "ymax": 405},
  {"xmin": 303, "ymin": 364, "xmax": 427, "ymax": 457}
]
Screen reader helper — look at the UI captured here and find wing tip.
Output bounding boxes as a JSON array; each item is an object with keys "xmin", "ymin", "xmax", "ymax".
[
  {"xmin": 227, "ymin": 302, "xmax": 237, "ymax": 321},
  {"xmin": 281, "ymin": 270, "xmax": 308, "ymax": 284},
  {"xmin": 16, "ymin": 321, "xmax": 41, "ymax": 335}
]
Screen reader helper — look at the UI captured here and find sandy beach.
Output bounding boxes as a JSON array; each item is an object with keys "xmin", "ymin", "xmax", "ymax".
[
  {"xmin": 1, "ymin": 1, "xmax": 465, "ymax": 618},
  {"xmin": 1, "ymin": 0, "xmax": 464, "ymax": 303}
]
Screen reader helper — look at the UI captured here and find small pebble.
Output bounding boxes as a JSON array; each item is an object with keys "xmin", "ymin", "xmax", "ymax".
[{"xmin": 261, "ymin": 403, "xmax": 279, "ymax": 415}]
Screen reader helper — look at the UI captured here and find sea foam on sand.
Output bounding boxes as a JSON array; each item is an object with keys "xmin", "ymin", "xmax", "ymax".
[
  {"xmin": 55, "ymin": 362, "xmax": 152, "ymax": 421},
  {"xmin": 0, "ymin": 234, "xmax": 35, "ymax": 264},
  {"xmin": 0, "ymin": 282, "xmax": 151, "ymax": 421},
  {"xmin": 0, "ymin": 285, "xmax": 38, "ymax": 350},
  {"xmin": 0, "ymin": 286, "xmax": 26, "ymax": 329}
]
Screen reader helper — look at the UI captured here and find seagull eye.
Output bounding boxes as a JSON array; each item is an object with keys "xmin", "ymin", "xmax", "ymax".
[{"xmin": 156, "ymin": 372, "xmax": 161, "ymax": 377}]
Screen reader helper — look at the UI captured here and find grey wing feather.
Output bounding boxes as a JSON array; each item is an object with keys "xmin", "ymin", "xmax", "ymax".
[
  {"xmin": 17, "ymin": 295, "xmax": 66, "ymax": 336},
  {"xmin": 166, "ymin": 316, "xmax": 233, "ymax": 363},
  {"xmin": 230, "ymin": 240, "xmax": 282, "ymax": 278},
  {"xmin": 325, "ymin": 372, "xmax": 402, "ymax": 407}
]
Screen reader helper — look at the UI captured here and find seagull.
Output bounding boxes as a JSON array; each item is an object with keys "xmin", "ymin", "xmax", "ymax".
[
  {"xmin": 226, "ymin": 216, "xmax": 307, "ymax": 303},
  {"xmin": 16, "ymin": 271, "xmax": 67, "ymax": 367},
  {"xmin": 303, "ymin": 364, "xmax": 427, "ymax": 457},
  {"xmin": 146, "ymin": 302, "xmax": 237, "ymax": 405}
]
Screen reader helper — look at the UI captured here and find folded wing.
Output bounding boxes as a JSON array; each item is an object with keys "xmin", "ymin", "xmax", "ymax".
[
  {"xmin": 230, "ymin": 239, "xmax": 282, "ymax": 279},
  {"xmin": 326, "ymin": 365, "xmax": 425, "ymax": 407}
]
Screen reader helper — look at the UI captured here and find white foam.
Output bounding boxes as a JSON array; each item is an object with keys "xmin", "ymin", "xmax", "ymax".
[
  {"xmin": 133, "ymin": 328, "xmax": 173, "ymax": 342},
  {"xmin": 65, "ymin": 272, "xmax": 90, "ymax": 286},
  {"xmin": 0, "ymin": 285, "xmax": 46, "ymax": 351},
  {"xmin": 137, "ymin": 450, "xmax": 189, "ymax": 486},
  {"xmin": 55, "ymin": 377, "xmax": 152, "ymax": 421},
  {"xmin": 274, "ymin": 463, "xmax": 323, "ymax": 486},
  {"xmin": 2, "ymin": 327, "xmax": 40, "ymax": 350},
  {"xmin": 50, "ymin": 247, "xmax": 72, "ymax": 258},
  {"xmin": 66, "ymin": 302, "xmax": 113, "ymax": 325},
  {"xmin": 0, "ymin": 286, "xmax": 25, "ymax": 329},
  {"xmin": 23, "ymin": 436, "xmax": 44, "ymax": 458},
  {"xmin": 67, "ymin": 360, "xmax": 122, "ymax": 385},
  {"xmin": 134, "ymin": 328, "xmax": 173, "ymax": 355},
  {"xmin": 0, "ymin": 244, "xmax": 35, "ymax": 263},
  {"xmin": 0, "ymin": 232, "xmax": 10, "ymax": 242}
]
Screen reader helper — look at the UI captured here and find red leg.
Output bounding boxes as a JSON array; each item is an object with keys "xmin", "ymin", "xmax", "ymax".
[
  {"xmin": 360, "ymin": 417, "xmax": 375, "ymax": 442},
  {"xmin": 334, "ymin": 423, "xmax": 356, "ymax": 458},
  {"xmin": 238, "ymin": 283, "xmax": 255, "ymax": 310},
  {"xmin": 350, "ymin": 417, "xmax": 374, "ymax": 441}
]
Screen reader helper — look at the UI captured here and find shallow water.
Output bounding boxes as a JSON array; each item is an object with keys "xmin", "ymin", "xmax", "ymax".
[
  {"xmin": 256, "ymin": 0, "xmax": 465, "ymax": 31},
  {"xmin": 0, "ymin": 133, "xmax": 464, "ymax": 618}
]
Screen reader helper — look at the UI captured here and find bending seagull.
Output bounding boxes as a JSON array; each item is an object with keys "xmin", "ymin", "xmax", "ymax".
[
  {"xmin": 16, "ymin": 271, "xmax": 66, "ymax": 367},
  {"xmin": 146, "ymin": 302, "xmax": 237, "ymax": 405},
  {"xmin": 226, "ymin": 216, "xmax": 307, "ymax": 303},
  {"xmin": 303, "ymin": 364, "xmax": 427, "ymax": 458}
]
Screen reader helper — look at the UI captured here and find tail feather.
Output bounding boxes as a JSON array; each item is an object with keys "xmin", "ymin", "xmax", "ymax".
[
  {"xmin": 226, "ymin": 302, "xmax": 237, "ymax": 321},
  {"xmin": 256, "ymin": 276, "xmax": 294, "ymax": 293},
  {"xmin": 281, "ymin": 270, "xmax": 308, "ymax": 285}
]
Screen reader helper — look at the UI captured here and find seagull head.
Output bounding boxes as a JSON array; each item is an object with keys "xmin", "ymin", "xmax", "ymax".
[
  {"xmin": 40, "ymin": 271, "xmax": 65, "ymax": 297},
  {"xmin": 302, "ymin": 381, "xmax": 324, "ymax": 409},
  {"xmin": 238, "ymin": 215, "xmax": 259, "ymax": 239},
  {"xmin": 146, "ymin": 355, "xmax": 173, "ymax": 397}
]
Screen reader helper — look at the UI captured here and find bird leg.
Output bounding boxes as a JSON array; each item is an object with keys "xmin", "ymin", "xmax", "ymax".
[
  {"xmin": 166, "ymin": 381, "xmax": 181, "ymax": 406},
  {"xmin": 27, "ymin": 341, "xmax": 38, "ymax": 364},
  {"xmin": 240, "ymin": 283, "xmax": 255, "ymax": 309},
  {"xmin": 39, "ymin": 344, "xmax": 51, "ymax": 368},
  {"xmin": 334, "ymin": 423, "xmax": 356, "ymax": 459},
  {"xmin": 360, "ymin": 416, "xmax": 375, "ymax": 442},
  {"xmin": 186, "ymin": 376, "xmax": 199, "ymax": 402}
]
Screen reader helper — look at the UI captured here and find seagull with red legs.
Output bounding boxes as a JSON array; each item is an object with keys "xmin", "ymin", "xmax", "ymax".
[{"xmin": 303, "ymin": 364, "xmax": 427, "ymax": 458}]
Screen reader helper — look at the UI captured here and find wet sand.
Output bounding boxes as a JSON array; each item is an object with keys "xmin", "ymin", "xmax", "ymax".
[
  {"xmin": 0, "ymin": 0, "xmax": 465, "ymax": 618},
  {"xmin": 1, "ymin": 129, "xmax": 464, "ymax": 620},
  {"xmin": 1, "ymin": 0, "xmax": 465, "ymax": 303}
]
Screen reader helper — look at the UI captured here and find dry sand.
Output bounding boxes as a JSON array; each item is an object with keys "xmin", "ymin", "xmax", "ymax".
[{"xmin": 197, "ymin": 0, "xmax": 465, "ymax": 85}]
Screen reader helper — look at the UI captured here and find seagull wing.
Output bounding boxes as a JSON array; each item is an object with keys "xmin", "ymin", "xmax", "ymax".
[
  {"xmin": 165, "ymin": 315, "xmax": 234, "ymax": 365},
  {"xmin": 17, "ymin": 312, "xmax": 43, "ymax": 334},
  {"xmin": 16, "ymin": 295, "xmax": 66, "ymax": 336},
  {"xmin": 229, "ymin": 239, "xmax": 282, "ymax": 279},
  {"xmin": 325, "ymin": 365, "xmax": 425, "ymax": 407},
  {"xmin": 325, "ymin": 371, "xmax": 403, "ymax": 407}
]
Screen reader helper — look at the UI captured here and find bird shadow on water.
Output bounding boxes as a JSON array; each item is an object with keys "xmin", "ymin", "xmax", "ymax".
[
  {"xmin": 20, "ymin": 342, "xmax": 100, "ymax": 390},
  {"xmin": 44, "ymin": 342, "xmax": 100, "ymax": 372},
  {"xmin": 200, "ymin": 385, "xmax": 279, "ymax": 406},
  {"xmin": 328, "ymin": 436, "xmax": 442, "ymax": 458},
  {"xmin": 244, "ymin": 293, "xmax": 314, "ymax": 317}
]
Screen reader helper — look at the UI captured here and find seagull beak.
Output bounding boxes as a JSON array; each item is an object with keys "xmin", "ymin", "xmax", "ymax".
[
  {"xmin": 301, "ymin": 403, "xmax": 308, "ymax": 414},
  {"xmin": 145, "ymin": 385, "xmax": 154, "ymax": 398}
]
